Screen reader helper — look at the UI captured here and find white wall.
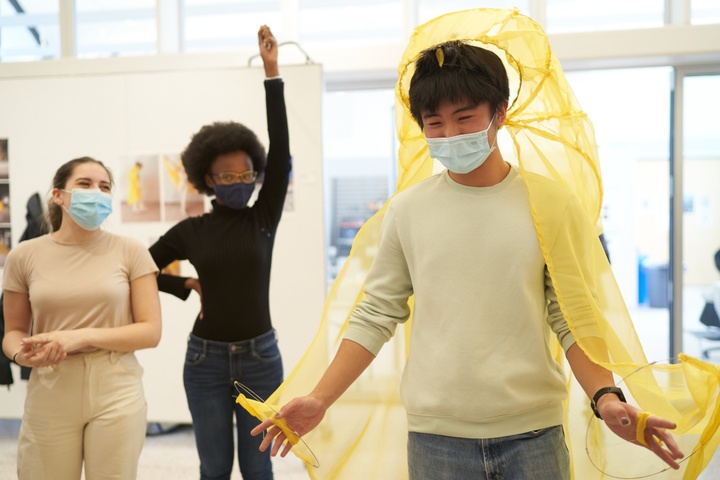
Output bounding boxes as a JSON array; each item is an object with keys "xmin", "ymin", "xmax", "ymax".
[{"xmin": 0, "ymin": 58, "xmax": 325, "ymax": 423}]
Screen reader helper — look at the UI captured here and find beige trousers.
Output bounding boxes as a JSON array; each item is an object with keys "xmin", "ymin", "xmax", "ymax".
[{"xmin": 17, "ymin": 351, "xmax": 147, "ymax": 480}]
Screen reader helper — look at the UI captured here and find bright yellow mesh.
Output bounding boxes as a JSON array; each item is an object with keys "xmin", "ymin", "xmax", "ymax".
[{"xmin": 239, "ymin": 8, "xmax": 720, "ymax": 479}]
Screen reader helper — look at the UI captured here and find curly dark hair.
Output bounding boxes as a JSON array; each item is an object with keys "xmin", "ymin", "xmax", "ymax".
[
  {"xmin": 409, "ymin": 41, "xmax": 509, "ymax": 129},
  {"xmin": 181, "ymin": 121, "xmax": 267, "ymax": 195}
]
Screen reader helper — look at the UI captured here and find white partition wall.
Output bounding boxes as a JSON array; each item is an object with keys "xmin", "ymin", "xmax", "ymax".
[{"xmin": 0, "ymin": 58, "xmax": 325, "ymax": 423}]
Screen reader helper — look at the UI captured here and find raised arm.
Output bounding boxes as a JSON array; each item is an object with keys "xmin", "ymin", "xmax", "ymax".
[{"xmin": 254, "ymin": 25, "xmax": 291, "ymax": 226}]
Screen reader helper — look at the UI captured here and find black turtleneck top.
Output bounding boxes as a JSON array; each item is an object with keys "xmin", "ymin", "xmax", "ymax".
[{"xmin": 149, "ymin": 78, "xmax": 290, "ymax": 342}]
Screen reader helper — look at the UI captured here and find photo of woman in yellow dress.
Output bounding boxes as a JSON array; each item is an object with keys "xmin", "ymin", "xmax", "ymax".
[{"xmin": 127, "ymin": 161, "xmax": 146, "ymax": 213}]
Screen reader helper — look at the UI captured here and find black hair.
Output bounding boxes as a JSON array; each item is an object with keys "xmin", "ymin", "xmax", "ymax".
[
  {"xmin": 181, "ymin": 121, "xmax": 266, "ymax": 195},
  {"xmin": 409, "ymin": 41, "xmax": 510, "ymax": 128},
  {"xmin": 48, "ymin": 157, "xmax": 114, "ymax": 232}
]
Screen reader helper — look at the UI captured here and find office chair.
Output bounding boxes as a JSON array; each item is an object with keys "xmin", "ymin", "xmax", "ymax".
[{"xmin": 691, "ymin": 249, "xmax": 720, "ymax": 359}]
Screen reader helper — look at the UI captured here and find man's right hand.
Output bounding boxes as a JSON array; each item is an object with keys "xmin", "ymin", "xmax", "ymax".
[{"xmin": 250, "ymin": 394, "xmax": 327, "ymax": 457}]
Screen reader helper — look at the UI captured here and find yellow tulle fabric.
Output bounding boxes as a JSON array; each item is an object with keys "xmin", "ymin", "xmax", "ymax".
[{"xmin": 238, "ymin": 8, "xmax": 720, "ymax": 479}]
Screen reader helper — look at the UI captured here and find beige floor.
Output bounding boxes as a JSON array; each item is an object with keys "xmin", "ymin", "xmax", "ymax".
[
  {"xmin": 140, "ymin": 425, "xmax": 309, "ymax": 480},
  {"xmin": 0, "ymin": 420, "xmax": 308, "ymax": 480}
]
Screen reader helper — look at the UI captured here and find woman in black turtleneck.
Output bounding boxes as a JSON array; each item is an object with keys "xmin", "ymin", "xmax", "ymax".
[{"xmin": 149, "ymin": 25, "xmax": 289, "ymax": 480}]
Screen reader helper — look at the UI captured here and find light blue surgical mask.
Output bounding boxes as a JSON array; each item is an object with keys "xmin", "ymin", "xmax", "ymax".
[
  {"xmin": 62, "ymin": 188, "xmax": 113, "ymax": 230},
  {"xmin": 425, "ymin": 113, "xmax": 497, "ymax": 174}
]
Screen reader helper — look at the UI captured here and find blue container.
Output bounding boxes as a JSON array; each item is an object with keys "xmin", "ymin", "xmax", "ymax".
[{"xmin": 638, "ymin": 255, "xmax": 647, "ymax": 305}]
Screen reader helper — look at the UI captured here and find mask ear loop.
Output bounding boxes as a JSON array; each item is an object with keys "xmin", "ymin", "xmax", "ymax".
[
  {"xmin": 584, "ymin": 358, "xmax": 707, "ymax": 479},
  {"xmin": 488, "ymin": 111, "xmax": 499, "ymax": 150},
  {"xmin": 233, "ymin": 381, "xmax": 321, "ymax": 468}
]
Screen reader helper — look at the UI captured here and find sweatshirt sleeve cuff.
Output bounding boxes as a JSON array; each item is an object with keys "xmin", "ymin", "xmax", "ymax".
[{"xmin": 343, "ymin": 322, "xmax": 387, "ymax": 356}]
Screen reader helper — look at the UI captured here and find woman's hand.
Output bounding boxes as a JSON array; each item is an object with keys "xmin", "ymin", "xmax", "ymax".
[
  {"xmin": 598, "ymin": 398, "xmax": 684, "ymax": 469},
  {"xmin": 185, "ymin": 277, "xmax": 204, "ymax": 319},
  {"xmin": 258, "ymin": 24, "xmax": 279, "ymax": 78},
  {"xmin": 13, "ymin": 343, "xmax": 65, "ymax": 368},
  {"xmin": 18, "ymin": 330, "xmax": 88, "ymax": 367}
]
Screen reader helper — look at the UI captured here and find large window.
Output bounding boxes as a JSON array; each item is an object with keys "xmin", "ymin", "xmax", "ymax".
[
  {"xmin": 417, "ymin": 0, "xmax": 529, "ymax": 24},
  {"xmin": 692, "ymin": 0, "xmax": 720, "ymax": 24},
  {"xmin": 546, "ymin": 0, "xmax": 664, "ymax": 33},
  {"xmin": 2, "ymin": 1, "xmax": 718, "ymax": 61},
  {"xmin": 323, "ymin": 88, "xmax": 396, "ymax": 287},
  {"xmin": 183, "ymin": 0, "xmax": 282, "ymax": 52},
  {"xmin": 0, "ymin": 0, "xmax": 59, "ymax": 61},
  {"xmin": 75, "ymin": 0, "xmax": 156, "ymax": 58},
  {"xmin": 299, "ymin": 0, "xmax": 404, "ymax": 44}
]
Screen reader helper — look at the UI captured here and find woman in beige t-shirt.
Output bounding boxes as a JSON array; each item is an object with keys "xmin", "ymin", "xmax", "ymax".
[{"xmin": 1, "ymin": 157, "xmax": 162, "ymax": 480}]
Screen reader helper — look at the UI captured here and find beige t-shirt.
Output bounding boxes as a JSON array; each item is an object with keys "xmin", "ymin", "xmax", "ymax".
[{"xmin": 2, "ymin": 231, "xmax": 158, "ymax": 354}]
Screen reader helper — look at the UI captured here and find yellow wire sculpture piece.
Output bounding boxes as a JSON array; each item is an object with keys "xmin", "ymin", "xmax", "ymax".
[{"xmin": 239, "ymin": 8, "xmax": 720, "ymax": 479}]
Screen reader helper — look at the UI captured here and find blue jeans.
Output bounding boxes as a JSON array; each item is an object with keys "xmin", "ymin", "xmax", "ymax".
[
  {"xmin": 184, "ymin": 330, "xmax": 283, "ymax": 480},
  {"xmin": 408, "ymin": 426, "xmax": 570, "ymax": 480}
]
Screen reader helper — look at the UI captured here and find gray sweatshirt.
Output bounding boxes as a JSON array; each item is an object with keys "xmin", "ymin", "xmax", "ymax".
[{"xmin": 345, "ymin": 165, "xmax": 576, "ymax": 439}]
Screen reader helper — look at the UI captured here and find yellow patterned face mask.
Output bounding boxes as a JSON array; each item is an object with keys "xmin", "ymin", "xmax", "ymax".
[{"xmin": 242, "ymin": 8, "xmax": 720, "ymax": 480}]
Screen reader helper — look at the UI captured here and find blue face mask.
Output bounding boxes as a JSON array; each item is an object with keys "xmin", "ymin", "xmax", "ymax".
[
  {"xmin": 425, "ymin": 113, "xmax": 497, "ymax": 174},
  {"xmin": 214, "ymin": 182, "xmax": 255, "ymax": 210},
  {"xmin": 62, "ymin": 188, "xmax": 113, "ymax": 230}
]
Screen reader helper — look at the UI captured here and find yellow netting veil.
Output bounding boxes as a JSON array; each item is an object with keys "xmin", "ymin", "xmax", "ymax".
[{"xmin": 239, "ymin": 8, "xmax": 720, "ymax": 479}]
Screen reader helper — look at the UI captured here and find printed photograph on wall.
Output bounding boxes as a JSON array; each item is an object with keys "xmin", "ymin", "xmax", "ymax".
[
  {"xmin": 0, "ymin": 138, "xmax": 8, "ymax": 179},
  {"xmin": 0, "ymin": 182, "xmax": 10, "ymax": 224},
  {"xmin": 0, "ymin": 139, "xmax": 10, "ymax": 267},
  {"xmin": 160, "ymin": 154, "xmax": 205, "ymax": 222},
  {"xmin": 161, "ymin": 259, "xmax": 181, "ymax": 276},
  {"xmin": 0, "ymin": 227, "xmax": 10, "ymax": 267},
  {"xmin": 119, "ymin": 154, "xmax": 161, "ymax": 223}
]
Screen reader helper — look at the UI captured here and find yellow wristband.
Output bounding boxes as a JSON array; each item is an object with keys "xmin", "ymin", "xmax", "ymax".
[{"xmin": 636, "ymin": 411, "xmax": 651, "ymax": 446}]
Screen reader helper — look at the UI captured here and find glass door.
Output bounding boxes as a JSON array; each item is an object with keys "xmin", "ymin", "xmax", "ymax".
[
  {"xmin": 678, "ymin": 71, "xmax": 720, "ymax": 361},
  {"xmin": 566, "ymin": 67, "xmax": 672, "ymax": 362}
]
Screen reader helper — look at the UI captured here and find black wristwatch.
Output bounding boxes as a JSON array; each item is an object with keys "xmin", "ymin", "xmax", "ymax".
[{"xmin": 591, "ymin": 386, "xmax": 626, "ymax": 419}]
